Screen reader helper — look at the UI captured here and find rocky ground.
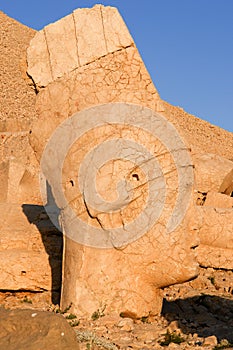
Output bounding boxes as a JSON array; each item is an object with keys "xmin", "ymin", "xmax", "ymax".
[{"xmin": 1, "ymin": 267, "xmax": 233, "ymax": 350}]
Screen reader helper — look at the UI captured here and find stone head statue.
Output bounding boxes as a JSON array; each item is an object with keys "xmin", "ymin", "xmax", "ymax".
[
  {"xmin": 27, "ymin": 5, "xmax": 200, "ymax": 317},
  {"xmin": 40, "ymin": 102, "xmax": 199, "ymax": 317}
]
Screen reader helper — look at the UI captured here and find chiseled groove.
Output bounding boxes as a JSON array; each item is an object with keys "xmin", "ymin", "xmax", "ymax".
[
  {"xmin": 43, "ymin": 29, "xmax": 54, "ymax": 81},
  {"xmin": 100, "ymin": 6, "xmax": 108, "ymax": 53},
  {"xmin": 72, "ymin": 11, "xmax": 81, "ymax": 67}
]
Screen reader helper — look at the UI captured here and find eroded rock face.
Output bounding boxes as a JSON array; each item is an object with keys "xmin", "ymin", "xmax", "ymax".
[
  {"xmin": 0, "ymin": 133, "xmax": 41, "ymax": 204},
  {"xmin": 29, "ymin": 44, "xmax": 160, "ymax": 160},
  {"xmin": 193, "ymin": 153, "xmax": 233, "ymax": 270},
  {"xmin": 193, "ymin": 153, "xmax": 233, "ymax": 194},
  {"xmin": 0, "ymin": 203, "xmax": 62, "ymax": 291},
  {"xmin": 27, "ymin": 5, "xmax": 134, "ymax": 88},
  {"xmin": 0, "ymin": 11, "xmax": 37, "ymax": 132}
]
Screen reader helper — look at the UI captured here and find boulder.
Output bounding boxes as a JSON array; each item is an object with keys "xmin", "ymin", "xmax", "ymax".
[
  {"xmin": 193, "ymin": 153, "xmax": 233, "ymax": 194},
  {"xmin": 197, "ymin": 206, "xmax": 233, "ymax": 269},
  {"xmin": 0, "ymin": 308, "xmax": 80, "ymax": 350}
]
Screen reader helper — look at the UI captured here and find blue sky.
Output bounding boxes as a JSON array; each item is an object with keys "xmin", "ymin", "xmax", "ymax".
[{"xmin": 1, "ymin": 0, "xmax": 232, "ymax": 132}]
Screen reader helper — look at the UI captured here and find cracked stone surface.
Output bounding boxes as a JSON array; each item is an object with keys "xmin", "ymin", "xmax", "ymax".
[
  {"xmin": 193, "ymin": 153, "xmax": 233, "ymax": 194},
  {"xmin": 196, "ymin": 206, "xmax": 233, "ymax": 269},
  {"xmin": 27, "ymin": 5, "xmax": 133, "ymax": 87},
  {"xmin": 29, "ymin": 45, "xmax": 160, "ymax": 160},
  {"xmin": 192, "ymin": 153, "xmax": 233, "ymax": 270},
  {"xmin": 0, "ymin": 133, "xmax": 41, "ymax": 204},
  {"xmin": 27, "ymin": 5, "xmax": 201, "ymax": 318}
]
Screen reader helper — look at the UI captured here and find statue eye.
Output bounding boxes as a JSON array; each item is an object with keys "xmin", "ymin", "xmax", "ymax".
[{"xmin": 132, "ymin": 173, "xmax": 139, "ymax": 181}]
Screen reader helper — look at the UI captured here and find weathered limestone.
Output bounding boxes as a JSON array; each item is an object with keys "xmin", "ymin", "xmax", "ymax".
[
  {"xmin": 27, "ymin": 30, "xmax": 53, "ymax": 87},
  {"xmin": 204, "ymin": 191, "xmax": 233, "ymax": 208},
  {"xmin": 0, "ymin": 132, "xmax": 60, "ymax": 293},
  {"xmin": 0, "ymin": 133, "xmax": 41, "ymax": 204},
  {"xmin": 0, "ymin": 132, "xmax": 64, "ymax": 296},
  {"xmin": 29, "ymin": 45, "xmax": 159, "ymax": 160},
  {"xmin": 27, "ymin": 5, "xmax": 133, "ymax": 87},
  {"xmin": 193, "ymin": 153, "xmax": 233, "ymax": 194},
  {"xmin": 0, "ymin": 203, "xmax": 62, "ymax": 291},
  {"xmin": 196, "ymin": 207, "xmax": 233, "ymax": 267},
  {"xmin": 197, "ymin": 245, "xmax": 233, "ymax": 270},
  {"xmin": 160, "ymin": 102, "xmax": 233, "ymax": 162},
  {"xmin": 193, "ymin": 153, "xmax": 233, "ymax": 269}
]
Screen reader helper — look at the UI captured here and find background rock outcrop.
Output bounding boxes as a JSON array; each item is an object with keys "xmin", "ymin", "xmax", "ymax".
[{"xmin": 0, "ymin": 11, "xmax": 37, "ymax": 132}]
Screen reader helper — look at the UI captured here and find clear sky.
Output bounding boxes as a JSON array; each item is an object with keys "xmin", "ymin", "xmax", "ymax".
[{"xmin": 1, "ymin": 0, "xmax": 232, "ymax": 132}]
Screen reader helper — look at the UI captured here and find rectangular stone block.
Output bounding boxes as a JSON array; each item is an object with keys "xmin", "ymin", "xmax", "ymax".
[
  {"xmin": 73, "ymin": 5, "xmax": 107, "ymax": 66},
  {"xmin": 44, "ymin": 13, "xmax": 79, "ymax": 80},
  {"xmin": 198, "ymin": 206, "xmax": 233, "ymax": 249},
  {"xmin": 204, "ymin": 191, "xmax": 233, "ymax": 208}
]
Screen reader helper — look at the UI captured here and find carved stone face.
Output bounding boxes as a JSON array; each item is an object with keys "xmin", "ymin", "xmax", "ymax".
[
  {"xmin": 59, "ymin": 196, "xmax": 199, "ymax": 318},
  {"xmin": 61, "ymin": 126, "xmax": 200, "ymax": 286},
  {"xmin": 26, "ymin": 5, "xmax": 200, "ymax": 317},
  {"xmin": 42, "ymin": 104, "xmax": 198, "ymax": 315}
]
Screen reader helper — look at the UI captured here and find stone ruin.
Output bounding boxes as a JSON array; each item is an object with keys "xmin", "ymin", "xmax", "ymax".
[{"xmin": 0, "ymin": 5, "xmax": 233, "ymax": 318}]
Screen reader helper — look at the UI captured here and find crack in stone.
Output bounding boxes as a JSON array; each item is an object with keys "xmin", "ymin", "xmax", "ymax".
[
  {"xmin": 100, "ymin": 6, "xmax": 108, "ymax": 53},
  {"xmin": 43, "ymin": 29, "xmax": 54, "ymax": 81},
  {"xmin": 70, "ymin": 44, "xmax": 134, "ymax": 73},
  {"xmin": 72, "ymin": 11, "xmax": 81, "ymax": 67},
  {"xmin": 83, "ymin": 192, "xmax": 106, "ymax": 230}
]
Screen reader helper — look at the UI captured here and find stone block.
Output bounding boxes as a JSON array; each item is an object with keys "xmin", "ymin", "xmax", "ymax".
[
  {"xmin": 193, "ymin": 153, "xmax": 233, "ymax": 193},
  {"xmin": 44, "ymin": 13, "xmax": 79, "ymax": 79},
  {"xmin": 27, "ymin": 5, "xmax": 134, "ymax": 88},
  {"xmin": 204, "ymin": 191, "xmax": 233, "ymax": 208}
]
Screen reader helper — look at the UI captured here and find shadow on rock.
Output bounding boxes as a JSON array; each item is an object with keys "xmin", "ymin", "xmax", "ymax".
[
  {"xmin": 22, "ymin": 203, "xmax": 63, "ymax": 305},
  {"xmin": 162, "ymin": 294, "xmax": 233, "ymax": 342}
]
